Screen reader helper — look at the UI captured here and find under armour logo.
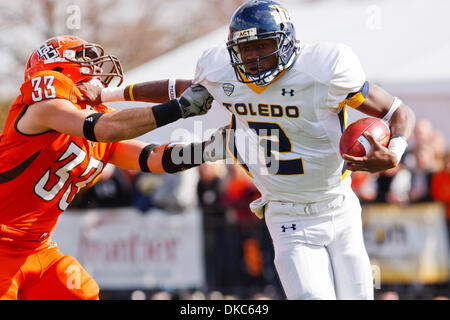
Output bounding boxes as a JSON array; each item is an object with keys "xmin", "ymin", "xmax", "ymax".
[
  {"xmin": 281, "ymin": 224, "xmax": 297, "ymax": 232},
  {"xmin": 281, "ymin": 89, "xmax": 294, "ymax": 96}
]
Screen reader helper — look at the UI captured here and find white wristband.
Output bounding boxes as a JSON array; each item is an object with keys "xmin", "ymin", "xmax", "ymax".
[
  {"xmin": 383, "ymin": 97, "xmax": 402, "ymax": 123},
  {"xmin": 168, "ymin": 78, "xmax": 176, "ymax": 100},
  {"xmin": 388, "ymin": 136, "xmax": 408, "ymax": 165},
  {"xmin": 101, "ymin": 87, "xmax": 125, "ymax": 102},
  {"xmin": 168, "ymin": 78, "xmax": 177, "ymax": 100}
]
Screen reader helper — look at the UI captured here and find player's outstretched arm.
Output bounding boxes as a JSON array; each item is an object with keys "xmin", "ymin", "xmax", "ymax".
[
  {"xmin": 17, "ymin": 85, "xmax": 213, "ymax": 142},
  {"xmin": 342, "ymin": 83, "xmax": 416, "ymax": 173},
  {"xmin": 78, "ymin": 79, "xmax": 192, "ymax": 105},
  {"xmin": 109, "ymin": 126, "xmax": 230, "ymax": 173}
]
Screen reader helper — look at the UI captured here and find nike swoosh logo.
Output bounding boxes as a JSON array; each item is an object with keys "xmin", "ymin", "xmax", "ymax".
[{"xmin": 0, "ymin": 150, "xmax": 41, "ymax": 184}]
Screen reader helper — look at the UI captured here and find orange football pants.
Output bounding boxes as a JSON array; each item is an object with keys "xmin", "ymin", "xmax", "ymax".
[{"xmin": 0, "ymin": 227, "xmax": 99, "ymax": 300}]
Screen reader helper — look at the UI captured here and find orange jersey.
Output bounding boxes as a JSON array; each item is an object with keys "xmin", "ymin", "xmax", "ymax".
[{"xmin": 0, "ymin": 71, "xmax": 118, "ymax": 235}]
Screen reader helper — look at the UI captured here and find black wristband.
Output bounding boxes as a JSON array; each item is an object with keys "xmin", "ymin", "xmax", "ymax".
[
  {"xmin": 83, "ymin": 113, "xmax": 104, "ymax": 142},
  {"xmin": 139, "ymin": 144, "xmax": 158, "ymax": 172},
  {"xmin": 152, "ymin": 99, "xmax": 182, "ymax": 128}
]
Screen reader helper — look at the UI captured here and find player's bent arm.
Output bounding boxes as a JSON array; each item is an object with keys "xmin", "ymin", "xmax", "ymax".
[
  {"xmin": 109, "ymin": 126, "xmax": 230, "ymax": 173},
  {"xmin": 357, "ymin": 83, "xmax": 416, "ymax": 143},
  {"xmin": 18, "ymin": 98, "xmax": 158, "ymax": 142},
  {"xmin": 343, "ymin": 83, "xmax": 416, "ymax": 171},
  {"xmin": 19, "ymin": 84, "xmax": 212, "ymax": 142}
]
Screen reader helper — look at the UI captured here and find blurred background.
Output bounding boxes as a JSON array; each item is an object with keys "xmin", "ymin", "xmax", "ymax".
[{"xmin": 1, "ymin": 0, "xmax": 449, "ymax": 300}]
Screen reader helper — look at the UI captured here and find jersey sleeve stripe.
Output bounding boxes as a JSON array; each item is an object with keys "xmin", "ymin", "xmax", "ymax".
[
  {"xmin": 343, "ymin": 81, "xmax": 369, "ymax": 109},
  {"xmin": 338, "ymin": 105, "xmax": 349, "ymax": 180},
  {"xmin": 338, "ymin": 105, "xmax": 347, "ymax": 133}
]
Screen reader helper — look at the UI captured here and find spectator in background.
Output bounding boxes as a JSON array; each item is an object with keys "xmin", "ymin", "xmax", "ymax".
[
  {"xmin": 431, "ymin": 130, "xmax": 447, "ymax": 171},
  {"xmin": 221, "ymin": 165, "xmax": 260, "ymax": 227},
  {"xmin": 409, "ymin": 144, "xmax": 436, "ymax": 203},
  {"xmin": 132, "ymin": 172, "xmax": 164, "ymax": 212},
  {"xmin": 196, "ymin": 162, "xmax": 229, "ymax": 292},
  {"xmin": 403, "ymin": 118, "xmax": 433, "ymax": 172},
  {"xmin": 373, "ymin": 162, "xmax": 412, "ymax": 205},
  {"xmin": 221, "ymin": 165, "xmax": 272, "ymax": 296},
  {"xmin": 151, "ymin": 169, "xmax": 199, "ymax": 212},
  {"xmin": 413, "ymin": 118, "xmax": 434, "ymax": 149},
  {"xmin": 72, "ymin": 164, "xmax": 135, "ymax": 209},
  {"xmin": 132, "ymin": 169, "xmax": 199, "ymax": 213},
  {"xmin": 430, "ymin": 149, "xmax": 450, "ymax": 225},
  {"xmin": 197, "ymin": 162, "xmax": 227, "ymax": 219},
  {"xmin": 350, "ymin": 171, "xmax": 377, "ymax": 204}
]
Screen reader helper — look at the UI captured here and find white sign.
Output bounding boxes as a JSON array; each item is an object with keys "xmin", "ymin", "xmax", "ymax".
[{"xmin": 52, "ymin": 208, "xmax": 205, "ymax": 290}]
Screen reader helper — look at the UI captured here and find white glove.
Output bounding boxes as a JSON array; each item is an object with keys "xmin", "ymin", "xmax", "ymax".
[{"xmin": 203, "ymin": 126, "xmax": 230, "ymax": 162}]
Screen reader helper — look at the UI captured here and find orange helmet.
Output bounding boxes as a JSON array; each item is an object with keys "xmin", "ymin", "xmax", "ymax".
[{"xmin": 25, "ymin": 35, "xmax": 123, "ymax": 87}]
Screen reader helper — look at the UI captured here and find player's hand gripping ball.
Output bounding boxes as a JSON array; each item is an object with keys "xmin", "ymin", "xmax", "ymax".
[{"xmin": 339, "ymin": 117, "xmax": 390, "ymax": 157}]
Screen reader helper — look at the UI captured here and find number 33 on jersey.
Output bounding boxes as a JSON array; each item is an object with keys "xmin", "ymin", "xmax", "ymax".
[{"xmin": 0, "ymin": 70, "xmax": 117, "ymax": 234}]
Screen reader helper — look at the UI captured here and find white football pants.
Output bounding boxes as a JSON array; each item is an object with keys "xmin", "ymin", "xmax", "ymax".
[{"xmin": 265, "ymin": 191, "xmax": 374, "ymax": 300}]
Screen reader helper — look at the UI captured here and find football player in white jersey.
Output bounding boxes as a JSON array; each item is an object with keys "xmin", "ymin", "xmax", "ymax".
[{"xmin": 79, "ymin": 0, "xmax": 416, "ymax": 300}]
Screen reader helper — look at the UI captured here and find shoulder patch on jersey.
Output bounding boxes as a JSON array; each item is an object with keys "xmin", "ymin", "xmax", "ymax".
[
  {"xmin": 223, "ymin": 83, "xmax": 235, "ymax": 96},
  {"xmin": 20, "ymin": 70, "xmax": 78, "ymax": 106}
]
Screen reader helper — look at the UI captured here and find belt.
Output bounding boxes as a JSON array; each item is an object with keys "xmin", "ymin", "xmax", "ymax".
[
  {"xmin": 270, "ymin": 195, "xmax": 346, "ymax": 216},
  {"xmin": 0, "ymin": 224, "xmax": 50, "ymax": 242}
]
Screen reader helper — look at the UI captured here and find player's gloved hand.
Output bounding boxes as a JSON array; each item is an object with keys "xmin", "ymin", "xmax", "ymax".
[
  {"xmin": 203, "ymin": 126, "xmax": 230, "ymax": 162},
  {"xmin": 177, "ymin": 84, "xmax": 213, "ymax": 118}
]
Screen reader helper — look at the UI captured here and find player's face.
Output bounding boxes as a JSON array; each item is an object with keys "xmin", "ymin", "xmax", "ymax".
[{"xmin": 239, "ymin": 39, "xmax": 278, "ymax": 75}]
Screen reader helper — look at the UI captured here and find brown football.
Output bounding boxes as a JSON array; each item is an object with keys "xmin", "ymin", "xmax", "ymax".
[{"xmin": 339, "ymin": 117, "xmax": 390, "ymax": 157}]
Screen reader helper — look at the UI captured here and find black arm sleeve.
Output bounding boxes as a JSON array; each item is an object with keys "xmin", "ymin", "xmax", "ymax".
[
  {"xmin": 83, "ymin": 113, "xmax": 104, "ymax": 142},
  {"xmin": 161, "ymin": 142, "xmax": 207, "ymax": 173}
]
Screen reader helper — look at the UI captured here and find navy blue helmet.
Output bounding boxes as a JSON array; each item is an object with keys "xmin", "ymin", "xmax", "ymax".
[{"xmin": 226, "ymin": 0, "xmax": 299, "ymax": 86}]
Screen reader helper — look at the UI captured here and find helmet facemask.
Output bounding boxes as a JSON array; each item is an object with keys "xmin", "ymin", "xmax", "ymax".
[
  {"xmin": 227, "ymin": 29, "xmax": 296, "ymax": 86},
  {"xmin": 63, "ymin": 43, "xmax": 123, "ymax": 87}
]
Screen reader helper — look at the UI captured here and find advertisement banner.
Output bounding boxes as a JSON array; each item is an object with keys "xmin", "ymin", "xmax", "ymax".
[
  {"xmin": 52, "ymin": 208, "xmax": 205, "ymax": 290},
  {"xmin": 363, "ymin": 202, "xmax": 449, "ymax": 284}
]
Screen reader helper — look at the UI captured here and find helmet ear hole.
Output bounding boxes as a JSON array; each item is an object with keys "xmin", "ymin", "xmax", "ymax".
[{"xmin": 52, "ymin": 67, "xmax": 63, "ymax": 72}]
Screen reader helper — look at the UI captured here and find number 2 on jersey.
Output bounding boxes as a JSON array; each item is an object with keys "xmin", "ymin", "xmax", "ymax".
[{"xmin": 248, "ymin": 121, "xmax": 304, "ymax": 176}]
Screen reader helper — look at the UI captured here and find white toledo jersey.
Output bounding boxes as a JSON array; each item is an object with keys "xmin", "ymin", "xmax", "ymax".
[{"xmin": 194, "ymin": 42, "xmax": 367, "ymax": 203}]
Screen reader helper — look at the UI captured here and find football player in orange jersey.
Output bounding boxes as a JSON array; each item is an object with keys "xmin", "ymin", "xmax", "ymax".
[{"xmin": 0, "ymin": 35, "xmax": 218, "ymax": 300}]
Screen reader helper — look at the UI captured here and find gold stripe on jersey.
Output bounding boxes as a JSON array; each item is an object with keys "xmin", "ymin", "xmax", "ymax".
[
  {"xmin": 226, "ymin": 116, "xmax": 254, "ymax": 178},
  {"xmin": 342, "ymin": 169, "xmax": 349, "ymax": 180},
  {"xmin": 339, "ymin": 105, "xmax": 349, "ymax": 180},
  {"xmin": 340, "ymin": 81, "xmax": 369, "ymax": 109},
  {"xmin": 346, "ymin": 91, "xmax": 365, "ymax": 109}
]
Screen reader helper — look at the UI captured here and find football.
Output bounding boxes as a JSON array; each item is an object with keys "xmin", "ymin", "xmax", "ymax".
[{"xmin": 339, "ymin": 117, "xmax": 390, "ymax": 157}]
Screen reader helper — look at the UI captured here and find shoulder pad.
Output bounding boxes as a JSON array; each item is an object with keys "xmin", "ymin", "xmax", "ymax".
[{"xmin": 20, "ymin": 71, "xmax": 82, "ymax": 105}]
